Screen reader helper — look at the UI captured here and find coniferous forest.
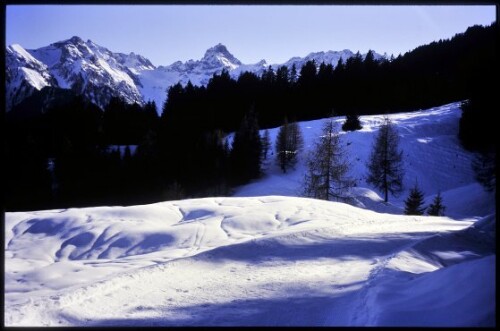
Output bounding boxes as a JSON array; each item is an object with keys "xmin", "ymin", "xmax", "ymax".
[{"xmin": 4, "ymin": 23, "xmax": 497, "ymax": 211}]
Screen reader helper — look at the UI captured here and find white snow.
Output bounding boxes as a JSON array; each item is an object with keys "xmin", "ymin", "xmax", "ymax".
[
  {"xmin": 4, "ymin": 102, "xmax": 495, "ymax": 326},
  {"xmin": 18, "ymin": 67, "xmax": 51, "ymax": 91},
  {"xmin": 6, "ymin": 44, "xmax": 54, "ymax": 109},
  {"xmin": 235, "ymin": 102, "xmax": 495, "ymax": 219},
  {"xmin": 9, "ymin": 44, "xmax": 44, "ymax": 65},
  {"xmin": 136, "ymin": 67, "xmax": 183, "ymax": 110},
  {"xmin": 95, "ymin": 58, "xmax": 136, "ymax": 87}
]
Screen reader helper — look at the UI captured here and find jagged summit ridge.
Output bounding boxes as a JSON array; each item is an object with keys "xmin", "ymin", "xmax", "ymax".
[
  {"xmin": 21, "ymin": 36, "xmax": 145, "ymax": 109},
  {"xmin": 6, "ymin": 37, "xmax": 383, "ymax": 112}
]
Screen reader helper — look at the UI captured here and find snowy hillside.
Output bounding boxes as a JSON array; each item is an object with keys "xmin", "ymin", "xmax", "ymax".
[
  {"xmin": 6, "ymin": 37, "xmax": 383, "ymax": 112},
  {"xmin": 235, "ymin": 101, "xmax": 495, "ymax": 219},
  {"xmin": 4, "ymin": 102, "xmax": 495, "ymax": 326}
]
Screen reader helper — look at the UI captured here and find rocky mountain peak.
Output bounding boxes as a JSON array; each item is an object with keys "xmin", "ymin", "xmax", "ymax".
[{"xmin": 202, "ymin": 43, "xmax": 242, "ymax": 68}]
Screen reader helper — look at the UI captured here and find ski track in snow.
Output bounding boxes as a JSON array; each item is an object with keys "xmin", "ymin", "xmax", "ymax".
[{"xmin": 5, "ymin": 102, "xmax": 496, "ymax": 326}]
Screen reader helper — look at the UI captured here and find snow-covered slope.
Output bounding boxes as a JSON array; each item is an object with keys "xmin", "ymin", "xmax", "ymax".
[
  {"xmin": 234, "ymin": 101, "xmax": 495, "ymax": 219},
  {"xmin": 6, "ymin": 37, "xmax": 383, "ymax": 112},
  {"xmin": 4, "ymin": 102, "xmax": 496, "ymax": 326},
  {"xmin": 6, "ymin": 44, "xmax": 56, "ymax": 110}
]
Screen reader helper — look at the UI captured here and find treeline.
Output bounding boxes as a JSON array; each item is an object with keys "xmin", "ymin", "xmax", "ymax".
[
  {"xmin": 5, "ymin": 88, "xmax": 266, "ymax": 210},
  {"xmin": 5, "ymin": 92, "xmax": 162, "ymax": 210},
  {"xmin": 164, "ymin": 23, "xmax": 496, "ymax": 133}
]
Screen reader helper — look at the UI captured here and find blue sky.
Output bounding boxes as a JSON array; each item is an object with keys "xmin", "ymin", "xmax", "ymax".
[{"xmin": 6, "ymin": 5, "xmax": 496, "ymax": 65}]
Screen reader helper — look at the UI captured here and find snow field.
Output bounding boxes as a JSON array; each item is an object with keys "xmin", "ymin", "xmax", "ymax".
[{"xmin": 6, "ymin": 195, "xmax": 487, "ymax": 326}]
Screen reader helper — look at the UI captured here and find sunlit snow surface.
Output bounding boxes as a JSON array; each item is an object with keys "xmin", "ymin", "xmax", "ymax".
[
  {"xmin": 5, "ymin": 103, "xmax": 495, "ymax": 326},
  {"xmin": 234, "ymin": 102, "xmax": 495, "ymax": 218}
]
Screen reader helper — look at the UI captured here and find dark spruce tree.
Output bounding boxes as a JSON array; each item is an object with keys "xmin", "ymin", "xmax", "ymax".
[
  {"xmin": 458, "ymin": 77, "xmax": 496, "ymax": 193},
  {"xmin": 366, "ymin": 116, "xmax": 404, "ymax": 202},
  {"xmin": 427, "ymin": 191, "xmax": 446, "ymax": 216},
  {"xmin": 261, "ymin": 129, "xmax": 271, "ymax": 161},
  {"xmin": 458, "ymin": 96, "xmax": 496, "ymax": 152},
  {"xmin": 275, "ymin": 117, "xmax": 304, "ymax": 173},
  {"xmin": 342, "ymin": 114, "xmax": 363, "ymax": 131},
  {"xmin": 230, "ymin": 108, "xmax": 262, "ymax": 184},
  {"xmin": 289, "ymin": 63, "xmax": 298, "ymax": 84},
  {"xmin": 404, "ymin": 181, "xmax": 426, "ymax": 215},
  {"xmin": 472, "ymin": 151, "xmax": 496, "ymax": 193}
]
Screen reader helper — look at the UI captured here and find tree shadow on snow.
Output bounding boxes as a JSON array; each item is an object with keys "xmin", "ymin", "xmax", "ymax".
[
  {"xmin": 198, "ymin": 231, "xmax": 444, "ymax": 264},
  {"xmin": 81, "ymin": 288, "xmax": 362, "ymax": 327}
]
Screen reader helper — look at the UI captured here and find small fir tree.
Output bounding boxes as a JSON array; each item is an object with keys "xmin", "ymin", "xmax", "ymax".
[
  {"xmin": 342, "ymin": 114, "xmax": 363, "ymax": 131},
  {"xmin": 404, "ymin": 181, "xmax": 426, "ymax": 215},
  {"xmin": 427, "ymin": 191, "xmax": 446, "ymax": 216}
]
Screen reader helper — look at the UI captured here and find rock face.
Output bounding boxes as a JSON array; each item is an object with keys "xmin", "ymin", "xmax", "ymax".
[{"xmin": 6, "ymin": 37, "xmax": 384, "ymax": 112}]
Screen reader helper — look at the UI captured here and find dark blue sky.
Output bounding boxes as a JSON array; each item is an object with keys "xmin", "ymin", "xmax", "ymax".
[{"xmin": 6, "ymin": 5, "xmax": 496, "ymax": 66}]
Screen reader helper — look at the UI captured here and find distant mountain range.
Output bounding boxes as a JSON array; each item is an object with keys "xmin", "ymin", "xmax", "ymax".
[{"xmin": 6, "ymin": 36, "xmax": 384, "ymax": 112}]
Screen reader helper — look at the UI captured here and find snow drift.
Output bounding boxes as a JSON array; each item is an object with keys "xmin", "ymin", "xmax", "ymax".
[{"xmin": 5, "ymin": 196, "xmax": 495, "ymax": 326}]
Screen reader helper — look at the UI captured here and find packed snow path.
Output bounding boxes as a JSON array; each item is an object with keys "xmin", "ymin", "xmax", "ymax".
[{"xmin": 5, "ymin": 197, "xmax": 495, "ymax": 326}]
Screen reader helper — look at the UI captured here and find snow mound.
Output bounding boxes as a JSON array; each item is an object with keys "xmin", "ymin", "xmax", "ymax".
[{"xmin": 5, "ymin": 196, "xmax": 494, "ymax": 327}]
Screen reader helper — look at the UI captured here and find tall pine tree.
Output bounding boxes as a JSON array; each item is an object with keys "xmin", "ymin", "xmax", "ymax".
[
  {"xmin": 303, "ymin": 117, "xmax": 355, "ymax": 201},
  {"xmin": 261, "ymin": 129, "xmax": 271, "ymax": 160},
  {"xmin": 230, "ymin": 109, "xmax": 262, "ymax": 183},
  {"xmin": 366, "ymin": 116, "xmax": 404, "ymax": 202}
]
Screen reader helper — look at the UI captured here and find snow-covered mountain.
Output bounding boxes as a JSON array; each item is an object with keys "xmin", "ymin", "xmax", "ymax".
[
  {"xmin": 6, "ymin": 44, "xmax": 56, "ymax": 111},
  {"xmin": 282, "ymin": 49, "xmax": 384, "ymax": 70},
  {"xmin": 6, "ymin": 37, "xmax": 384, "ymax": 112},
  {"xmin": 5, "ymin": 102, "xmax": 495, "ymax": 326},
  {"xmin": 26, "ymin": 36, "xmax": 146, "ymax": 108}
]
